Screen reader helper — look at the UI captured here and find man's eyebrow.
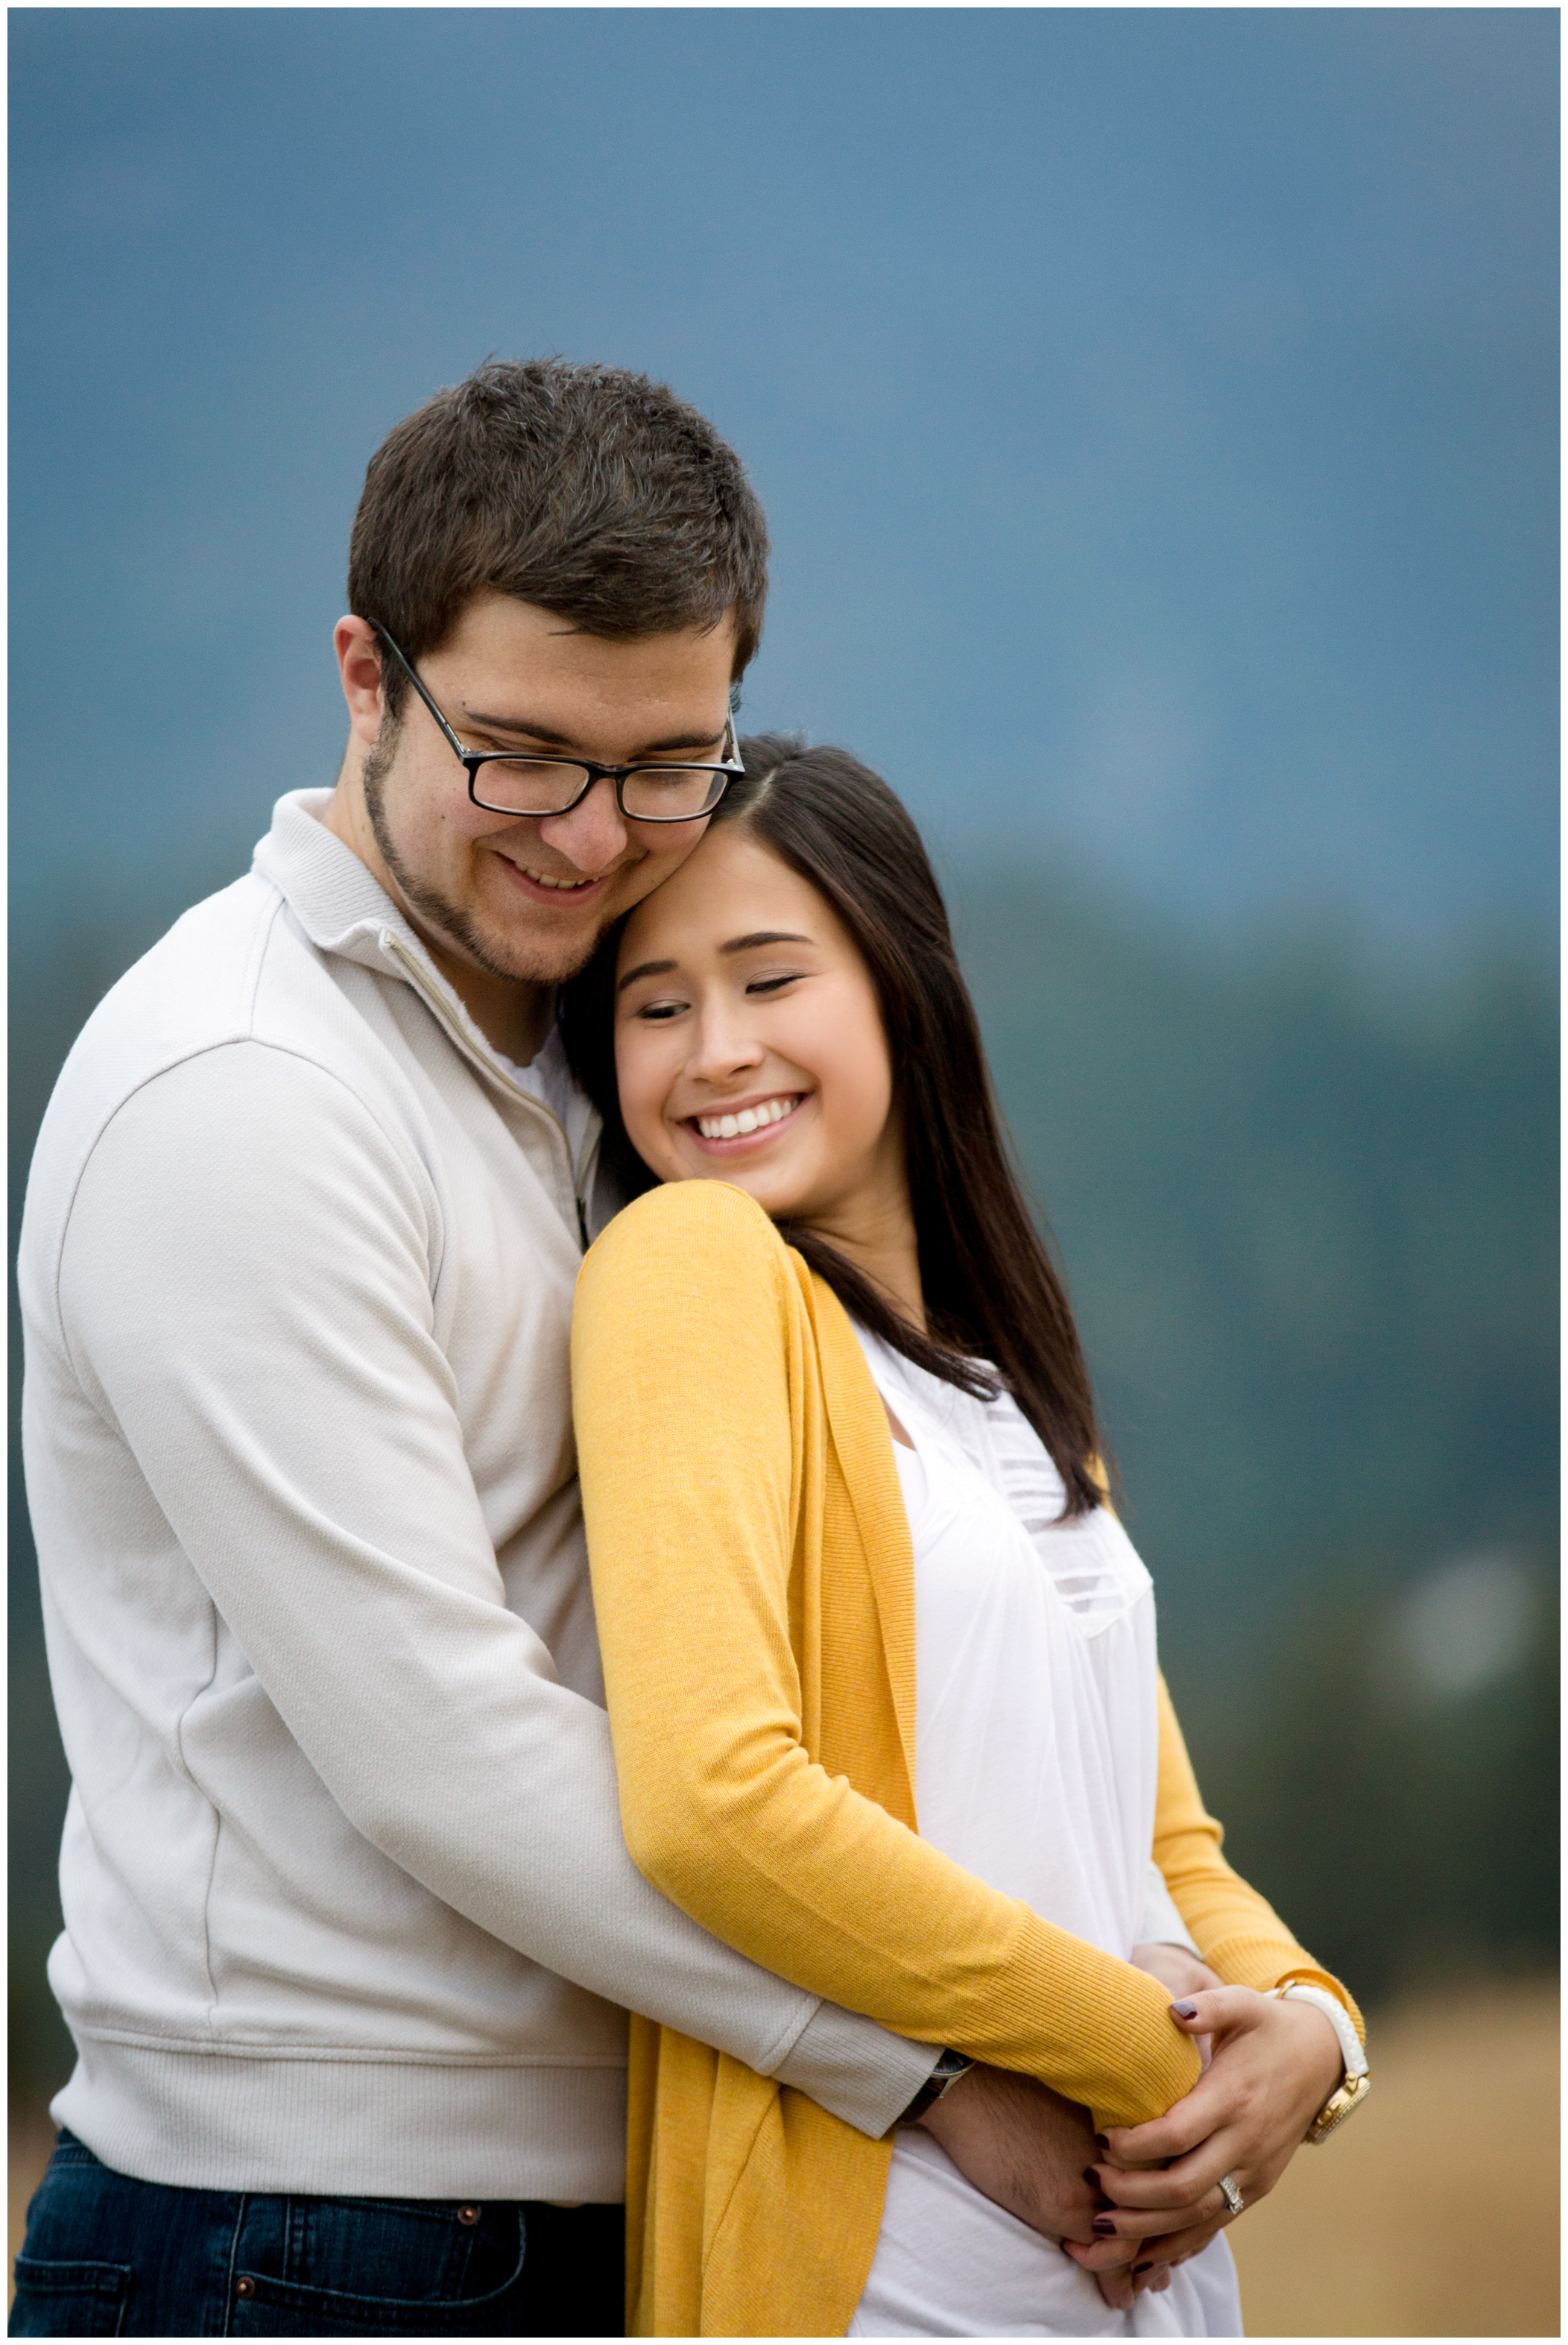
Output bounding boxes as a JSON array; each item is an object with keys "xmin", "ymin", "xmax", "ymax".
[
  {"xmin": 616, "ymin": 959, "xmax": 678, "ymax": 994},
  {"xmin": 720, "ymin": 931, "xmax": 813, "ymax": 954},
  {"xmin": 459, "ymin": 709, "xmax": 727, "ymax": 757},
  {"xmin": 459, "ymin": 708, "xmax": 578, "ymax": 748}
]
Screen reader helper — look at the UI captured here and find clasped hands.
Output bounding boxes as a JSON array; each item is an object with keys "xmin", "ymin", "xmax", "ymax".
[{"xmin": 920, "ymin": 1945, "xmax": 1344, "ymax": 2311}]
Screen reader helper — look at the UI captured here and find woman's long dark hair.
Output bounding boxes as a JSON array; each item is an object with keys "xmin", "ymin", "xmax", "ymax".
[{"xmin": 559, "ymin": 734, "xmax": 1107, "ymax": 1516}]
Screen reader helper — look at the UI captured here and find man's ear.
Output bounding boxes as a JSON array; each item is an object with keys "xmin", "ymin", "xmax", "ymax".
[{"xmin": 335, "ymin": 615, "xmax": 387, "ymax": 747}]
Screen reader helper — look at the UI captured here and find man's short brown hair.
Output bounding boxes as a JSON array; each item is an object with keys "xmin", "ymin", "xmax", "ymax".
[{"xmin": 348, "ymin": 359, "xmax": 768, "ymax": 713}]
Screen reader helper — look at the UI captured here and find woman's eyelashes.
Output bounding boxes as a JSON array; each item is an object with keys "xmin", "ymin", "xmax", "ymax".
[{"xmin": 626, "ymin": 968, "xmax": 807, "ymax": 1022}]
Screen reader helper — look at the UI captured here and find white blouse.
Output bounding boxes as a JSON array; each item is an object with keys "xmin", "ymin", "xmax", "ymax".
[{"xmin": 846, "ymin": 1331, "xmax": 1242, "ymax": 2340}]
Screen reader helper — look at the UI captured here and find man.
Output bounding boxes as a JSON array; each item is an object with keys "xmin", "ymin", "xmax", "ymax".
[{"xmin": 18, "ymin": 359, "xmax": 1179, "ymax": 2335}]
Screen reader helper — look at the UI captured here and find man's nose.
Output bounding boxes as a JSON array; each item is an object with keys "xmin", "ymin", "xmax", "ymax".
[{"xmin": 534, "ymin": 775, "xmax": 629, "ymax": 874}]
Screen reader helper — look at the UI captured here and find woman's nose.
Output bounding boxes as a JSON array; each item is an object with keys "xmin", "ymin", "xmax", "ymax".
[{"xmin": 686, "ymin": 1004, "xmax": 764, "ymax": 1085}]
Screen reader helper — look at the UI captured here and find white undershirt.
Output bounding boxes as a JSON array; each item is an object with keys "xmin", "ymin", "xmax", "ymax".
[
  {"xmin": 492, "ymin": 1021, "xmax": 595, "ymax": 1173},
  {"xmin": 846, "ymin": 1331, "xmax": 1242, "ymax": 2340}
]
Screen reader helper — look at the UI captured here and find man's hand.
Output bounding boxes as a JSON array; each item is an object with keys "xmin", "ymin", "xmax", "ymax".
[
  {"xmin": 917, "ymin": 2064, "xmax": 1101, "ymax": 2244},
  {"xmin": 920, "ymin": 2068, "xmax": 1177, "ymax": 2308}
]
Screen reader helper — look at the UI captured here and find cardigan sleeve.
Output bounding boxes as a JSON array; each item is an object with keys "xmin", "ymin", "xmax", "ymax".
[
  {"xmin": 574, "ymin": 1181, "xmax": 1203, "ymax": 2129},
  {"xmin": 1154, "ymin": 1676, "xmax": 1366, "ymax": 2044}
]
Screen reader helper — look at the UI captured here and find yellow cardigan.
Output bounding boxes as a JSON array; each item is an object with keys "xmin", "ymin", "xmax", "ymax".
[{"xmin": 573, "ymin": 1180, "xmax": 1361, "ymax": 2339}]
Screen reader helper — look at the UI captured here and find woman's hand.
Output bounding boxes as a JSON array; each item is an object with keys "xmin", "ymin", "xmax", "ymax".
[
  {"xmin": 1128, "ymin": 1943, "xmax": 1221, "ymax": 2068},
  {"xmin": 1066, "ymin": 1986, "xmax": 1344, "ymax": 2276},
  {"xmin": 1128, "ymin": 1943, "xmax": 1223, "ymax": 2004}
]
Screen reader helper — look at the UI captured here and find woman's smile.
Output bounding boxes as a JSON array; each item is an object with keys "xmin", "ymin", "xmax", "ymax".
[{"xmin": 683, "ymin": 1090, "xmax": 809, "ymax": 1151}]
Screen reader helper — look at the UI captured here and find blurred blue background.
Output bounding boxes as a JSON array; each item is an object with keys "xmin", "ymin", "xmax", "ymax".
[
  {"xmin": 10, "ymin": 7, "xmax": 1558, "ymax": 947},
  {"xmin": 9, "ymin": 11, "xmax": 1559, "ymax": 2323}
]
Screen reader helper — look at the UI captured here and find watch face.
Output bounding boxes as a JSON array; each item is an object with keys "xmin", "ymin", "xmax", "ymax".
[{"xmin": 1311, "ymin": 2072, "xmax": 1371, "ymax": 2143}]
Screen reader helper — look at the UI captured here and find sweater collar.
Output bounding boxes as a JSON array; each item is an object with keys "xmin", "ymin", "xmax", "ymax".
[{"xmin": 253, "ymin": 788, "xmax": 433, "ymax": 970}]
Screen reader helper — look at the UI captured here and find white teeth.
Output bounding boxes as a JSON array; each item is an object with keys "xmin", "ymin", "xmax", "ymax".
[
  {"xmin": 524, "ymin": 868, "xmax": 589, "ymax": 891},
  {"xmin": 694, "ymin": 1095, "xmax": 799, "ymax": 1141}
]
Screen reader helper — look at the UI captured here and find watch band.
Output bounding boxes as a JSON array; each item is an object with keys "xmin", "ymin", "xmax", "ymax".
[
  {"xmin": 1268, "ymin": 1983, "xmax": 1368, "ymax": 2080},
  {"xmin": 899, "ymin": 2047, "xmax": 975, "ymax": 2126},
  {"xmin": 1270, "ymin": 1983, "xmax": 1371, "ymax": 2144}
]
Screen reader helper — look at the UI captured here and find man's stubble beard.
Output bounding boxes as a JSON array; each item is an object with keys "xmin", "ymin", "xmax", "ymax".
[{"xmin": 361, "ymin": 721, "xmax": 613, "ymax": 991}]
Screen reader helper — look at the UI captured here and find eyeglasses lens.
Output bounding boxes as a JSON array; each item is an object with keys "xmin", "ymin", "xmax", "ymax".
[
  {"xmin": 474, "ymin": 760, "xmax": 727, "ymax": 819},
  {"xmin": 620, "ymin": 768, "xmax": 728, "ymax": 819}
]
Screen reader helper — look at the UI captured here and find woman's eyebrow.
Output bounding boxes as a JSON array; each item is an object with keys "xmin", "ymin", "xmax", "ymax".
[
  {"xmin": 616, "ymin": 958, "xmax": 677, "ymax": 993},
  {"xmin": 616, "ymin": 933, "xmax": 812, "ymax": 994},
  {"xmin": 720, "ymin": 931, "xmax": 812, "ymax": 955}
]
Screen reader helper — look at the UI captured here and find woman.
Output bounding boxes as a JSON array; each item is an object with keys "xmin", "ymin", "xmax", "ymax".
[{"xmin": 562, "ymin": 739, "xmax": 1365, "ymax": 2338}]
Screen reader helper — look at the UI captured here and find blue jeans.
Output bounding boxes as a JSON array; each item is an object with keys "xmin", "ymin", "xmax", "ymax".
[{"xmin": 10, "ymin": 2133, "xmax": 625, "ymax": 2338}]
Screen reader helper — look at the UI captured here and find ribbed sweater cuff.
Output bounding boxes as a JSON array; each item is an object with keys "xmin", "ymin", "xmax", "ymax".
[{"xmin": 771, "ymin": 2002, "xmax": 941, "ymax": 2138}]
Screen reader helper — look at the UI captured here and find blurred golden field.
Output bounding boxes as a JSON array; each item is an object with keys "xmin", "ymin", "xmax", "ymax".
[
  {"xmin": 9, "ymin": 1980, "xmax": 1557, "ymax": 2336},
  {"xmin": 1229, "ymin": 1981, "xmax": 1558, "ymax": 2338}
]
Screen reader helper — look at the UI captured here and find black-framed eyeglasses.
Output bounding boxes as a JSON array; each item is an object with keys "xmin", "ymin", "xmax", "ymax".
[{"xmin": 372, "ymin": 625, "xmax": 744, "ymax": 823}]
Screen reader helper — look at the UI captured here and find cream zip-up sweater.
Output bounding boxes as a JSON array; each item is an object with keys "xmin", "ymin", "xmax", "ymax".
[{"xmin": 18, "ymin": 790, "xmax": 935, "ymax": 2200}]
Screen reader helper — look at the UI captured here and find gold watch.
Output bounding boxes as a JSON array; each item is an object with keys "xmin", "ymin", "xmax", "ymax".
[{"xmin": 1304, "ymin": 2068, "xmax": 1371, "ymax": 2144}]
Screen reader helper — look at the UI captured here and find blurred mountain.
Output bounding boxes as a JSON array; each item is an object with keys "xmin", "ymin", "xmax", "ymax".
[
  {"xmin": 947, "ymin": 869, "xmax": 1557, "ymax": 1647},
  {"xmin": 8, "ymin": 857, "xmax": 1558, "ymax": 2096},
  {"xmin": 1211, "ymin": 1550, "xmax": 1558, "ymax": 2005},
  {"xmin": 949, "ymin": 867, "xmax": 1558, "ymax": 2004}
]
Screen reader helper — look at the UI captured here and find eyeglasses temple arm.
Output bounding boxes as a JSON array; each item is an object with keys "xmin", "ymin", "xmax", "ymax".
[{"xmin": 370, "ymin": 624, "xmax": 470, "ymax": 763}]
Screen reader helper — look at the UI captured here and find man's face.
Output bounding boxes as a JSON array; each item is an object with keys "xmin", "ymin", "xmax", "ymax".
[{"xmin": 346, "ymin": 592, "xmax": 739, "ymax": 991}]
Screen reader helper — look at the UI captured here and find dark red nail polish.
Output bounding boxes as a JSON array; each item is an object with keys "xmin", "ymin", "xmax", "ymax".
[
  {"xmin": 1171, "ymin": 1999, "xmax": 1199, "ymax": 2019},
  {"xmin": 1095, "ymin": 2133, "xmax": 1110, "ymax": 2150},
  {"xmin": 1083, "ymin": 2167, "xmax": 1101, "ymax": 2185},
  {"xmin": 1092, "ymin": 2216, "xmax": 1117, "ymax": 2235}
]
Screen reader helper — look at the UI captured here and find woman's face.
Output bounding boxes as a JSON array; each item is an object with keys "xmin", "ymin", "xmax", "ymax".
[{"xmin": 613, "ymin": 822, "xmax": 907, "ymax": 1235}]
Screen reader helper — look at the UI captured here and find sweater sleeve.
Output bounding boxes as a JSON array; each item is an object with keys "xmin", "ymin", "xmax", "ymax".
[
  {"xmin": 1154, "ymin": 1676, "xmax": 1366, "ymax": 2044},
  {"xmin": 574, "ymin": 1182, "xmax": 1203, "ymax": 2128}
]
